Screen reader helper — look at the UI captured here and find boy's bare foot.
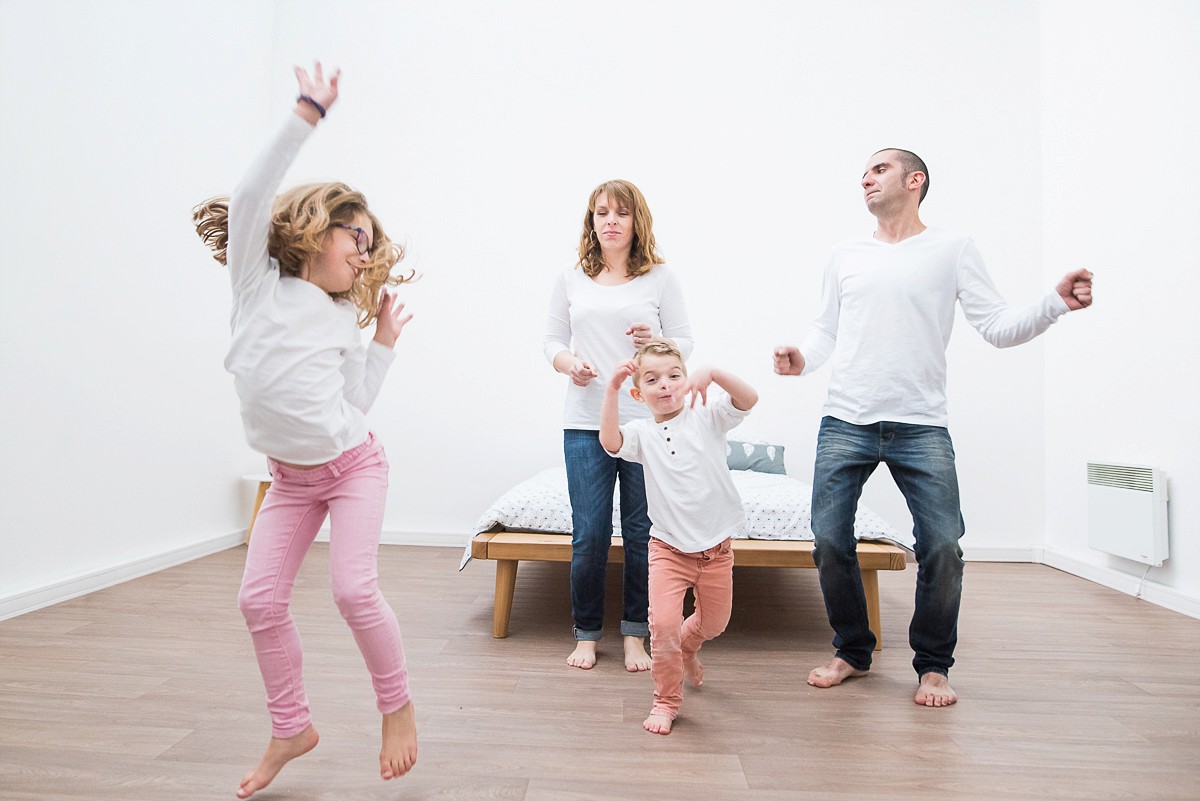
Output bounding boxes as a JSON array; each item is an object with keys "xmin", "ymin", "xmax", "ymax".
[
  {"xmin": 380, "ymin": 701, "xmax": 418, "ymax": 779},
  {"xmin": 807, "ymin": 657, "xmax": 868, "ymax": 688},
  {"xmin": 683, "ymin": 652, "xmax": 704, "ymax": 687},
  {"xmin": 236, "ymin": 724, "xmax": 319, "ymax": 798},
  {"xmin": 567, "ymin": 640, "xmax": 598, "ymax": 669},
  {"xmin": 623, "ymin": 635, "xmax": 652, "ymax": 672},
  {"xmin": 643, "ymin": 713, "xmax": 672, "ymax": 735},
  {"xmin": 914, "ymin": 672, "xmax": 957, "ymax": 707}
]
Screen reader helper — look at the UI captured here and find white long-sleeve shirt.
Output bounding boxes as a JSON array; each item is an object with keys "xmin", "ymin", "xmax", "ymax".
[
  {"xmin": 543, "ymin": 264, "xmax": 694, "ymax": 429},
  {"xmin": 800, "ymin": 227, "xmax": 1069, "ymax": 427},
  {"xmin": 223, "ymin": 113, "xmax": 394, "ymax": 464}
]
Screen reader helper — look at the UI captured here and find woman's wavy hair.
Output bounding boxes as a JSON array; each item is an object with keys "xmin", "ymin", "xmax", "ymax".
[
  {"xmin": 576, "ymin": 179, "xmax": 664, "ymax": 279},
  {"xmin": 193, "ymin": 182, "xmax": 416, "ymax": 328}
]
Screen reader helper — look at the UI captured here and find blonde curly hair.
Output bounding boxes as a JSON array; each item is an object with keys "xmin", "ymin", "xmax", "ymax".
[
  {"xmin": 576, "ymin": 179, "xmax": 664, "ymax": 279},
  {"xmin": 193, "ymin": 182, "xmax": 416, "ymax": 328}
]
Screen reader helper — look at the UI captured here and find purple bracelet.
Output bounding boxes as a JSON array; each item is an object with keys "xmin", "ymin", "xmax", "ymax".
[{"xmin": 297, "ymin": 94, "xmax": 326, "ymax": 118}]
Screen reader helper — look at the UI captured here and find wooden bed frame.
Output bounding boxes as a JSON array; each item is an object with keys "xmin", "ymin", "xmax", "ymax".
[{"xmin": 469, "ymin": 526, "xmax": 907, "ymax": 650}]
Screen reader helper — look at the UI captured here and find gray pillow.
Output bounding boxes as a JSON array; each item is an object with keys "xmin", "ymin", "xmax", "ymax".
[{"xmin": 726, "ymin": 440, "xmax": 786, "ymax": 474}]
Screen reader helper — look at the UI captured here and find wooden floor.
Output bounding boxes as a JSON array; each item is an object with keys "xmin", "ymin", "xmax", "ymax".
[{"xmin": 2, "ymin": 545, "xmax": 1199, "ymax": 801}]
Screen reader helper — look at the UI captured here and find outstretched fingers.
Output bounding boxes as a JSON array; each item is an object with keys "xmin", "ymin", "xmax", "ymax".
[{"xmin": 293, "ymin": 60, "xmax": 340, "ymax": 110}]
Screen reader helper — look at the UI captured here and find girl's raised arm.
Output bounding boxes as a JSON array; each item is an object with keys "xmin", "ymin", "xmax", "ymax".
[{"xmin": 225, "ymin": 63, "xmax": 339, "ymax": 309}]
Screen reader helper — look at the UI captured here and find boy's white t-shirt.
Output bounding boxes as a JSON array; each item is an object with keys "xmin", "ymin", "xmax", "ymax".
[{"xmin": 611, "ymin": 393, "xmax": 749, "ymax": 553}]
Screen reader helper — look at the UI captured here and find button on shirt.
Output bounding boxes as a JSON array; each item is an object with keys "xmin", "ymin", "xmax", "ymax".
[{"xmin": 612, "ymin": 393, "xmax": 749, "ymax": 553}]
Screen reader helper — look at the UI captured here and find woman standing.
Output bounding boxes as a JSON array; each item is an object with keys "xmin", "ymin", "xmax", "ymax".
[{"xmin": 543, "ymin": 180, "xmax": 694, "ymax": 671}]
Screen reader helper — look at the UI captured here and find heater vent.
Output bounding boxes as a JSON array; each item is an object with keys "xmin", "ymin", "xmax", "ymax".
[
  {"xmin": 1087, "ymin": 461, "xmax": 1169, "ymax": 566},
  {"xmin": 1087, "ymin": 463, "xmax": 1155, "ymax": 492}
]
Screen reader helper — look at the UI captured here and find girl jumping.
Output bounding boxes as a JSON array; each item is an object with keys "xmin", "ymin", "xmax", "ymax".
[{"xmin": 193, "ymin": 62, "xmax": 417, "ymax": 798}]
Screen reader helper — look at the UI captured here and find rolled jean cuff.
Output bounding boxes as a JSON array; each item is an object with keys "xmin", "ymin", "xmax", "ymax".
[
  {"xmin": 835, "ymin": 650, "xmax": 872, "ymax": 673},
  {"xmin": 573, "ymin": 626, "xmax": 602, "ymax": 642},
  {"xmin": 620, "ymin": 619, "xmax": 650, "ymax": 638}
]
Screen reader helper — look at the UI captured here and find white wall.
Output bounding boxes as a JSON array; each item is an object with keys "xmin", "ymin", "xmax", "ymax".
[
  {"xmin": 264, "ymin": 0, "xmax": 1048, "ymax": 555},
  {"xmin": 3, "ymin": 0, "xmax": 1191, "ymax": 617},
  {"xmin": 0, "ymin": 1, "xmax": 274, "ymax": 613},
  {"xmin": 1040, "ymin": 0, "xmax": 1200, "ymax": 615}
]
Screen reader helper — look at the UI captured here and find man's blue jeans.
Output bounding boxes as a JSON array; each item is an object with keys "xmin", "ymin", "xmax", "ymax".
[
  {"xmin": 564, "ymin": 429, "xmax": 652, "ymax": 641},
  {"xmin": 811, "ymin": 416, "xmax": 965, "ymax": 677}
]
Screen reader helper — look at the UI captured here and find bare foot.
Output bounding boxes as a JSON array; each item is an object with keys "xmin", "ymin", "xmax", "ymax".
[
  {"xmin": 807, "ymin": 657, "xmax": 868, "ymax": 688},
  {"xmin": 380, "ymin": 701, "xmax": 418, "ymax": 779},
  {"xmin": 643, "ymin": 712, "xmax": 673, "ymax": 735},
  {"xmin": 683, "ymin": 652, "xmax": 704, "ymax": 687},
  {"xmin": 236, "ymin": 724, "xmax": 319, "ymax": 798},
  {"xmin": 623, "ymin": 635, "xmax": 652, "ymax": 673},
  {"xmin": 914, "ymin": 672, "xmax": 957, "ymax": 707},
  {"xmin": 567, "ymin": 640, "xmax": 598, "ymax": 669}
]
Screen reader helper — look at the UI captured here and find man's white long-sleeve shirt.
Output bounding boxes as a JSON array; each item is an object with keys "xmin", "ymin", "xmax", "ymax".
[{"xmin": 800, "ymin": 227, "xmax": 1068, "ymax": 427}]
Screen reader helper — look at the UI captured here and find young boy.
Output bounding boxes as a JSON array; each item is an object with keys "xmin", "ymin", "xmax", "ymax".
[{"xmin": 599, "ymin": 341, "xmax": 758, "ymax": 735}]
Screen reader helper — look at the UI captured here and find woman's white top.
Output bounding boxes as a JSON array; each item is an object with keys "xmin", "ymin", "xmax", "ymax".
[
  {"xmin": 543, "ymin": 264, "xmax": 693, "ymax": 429},
  {"xmin": 223, "ymin": 113, "xmax": 394, "ymax": 465}
]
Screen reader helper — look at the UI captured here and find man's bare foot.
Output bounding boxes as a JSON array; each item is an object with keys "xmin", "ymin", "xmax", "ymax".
[
  {"xmin": 807, "ymin": 657, "xmax": 868, "ymax": 688},
  {"xmin": 643, "ymin": 712, "xmax": 673, "ymax": 735},
  {"xmin": 567, "ymin": 640, "xmax": 598, "ymax": 669},
  {"xmin": 236, "ymin": 724, "xmax": 319, "ymax": 798},
  {"xmin": 683, "ymin": 652, "xmax": 704, "ymax": 687},
  {"xmin": 380, "ymin": 701, "xmax": 418, "ymax": 779},
  {"xmin": 623, "ymin": 635, "xmax": 652, "ymax": 672},
  {"xmin": 914, "ymin": 672, "xmax": 957, "ymax": 707}
]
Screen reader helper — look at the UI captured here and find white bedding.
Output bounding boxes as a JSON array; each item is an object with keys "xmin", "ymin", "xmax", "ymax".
[{"xmin": 462, "ymin": 467, "xmax": 906, "ymax": 568}]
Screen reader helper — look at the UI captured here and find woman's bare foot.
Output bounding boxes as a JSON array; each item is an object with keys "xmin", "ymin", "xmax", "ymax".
[
  {"xmin": 236, "ymin": 724, "xmax": 319, "ymax": 798},
  {"xmin": 567, "ymin": 640, "xmax": 598, "ymax": 669},
  {"xmin": 807, "ymin": 657, "xmax": 868, "ymax": 688},
  {"xmin": 643, "ymin": 712, "xmax": 673, "ymax": 735},
  {"xmin": 380, "ymin": 701, "xmax": 418, "ymax": 779},
  {"xmin": 623, "ymin": 635, "xmax": 652, "ymax": 672},
  {"xmin": 683, "ymin": 652, "xmax": 704, "ymax": 687},
  {"xmin": 914, "ymin": 672, "xmax": 957, "ymax": 707}
]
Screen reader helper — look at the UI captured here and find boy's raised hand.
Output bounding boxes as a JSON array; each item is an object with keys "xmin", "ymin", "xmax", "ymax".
[
  {"xmin": 610, "ymin": 359, "xmax": 637, "ymax": 391},
  {"xmin": 685, "ymin": 366, "xmax": 715, "ymax": 407},
  {"xmin": 294, "ymin": 61, "xmax": 341, "ymax": 113}
]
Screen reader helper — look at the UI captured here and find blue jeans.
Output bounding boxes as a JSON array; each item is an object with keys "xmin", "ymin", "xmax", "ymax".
[
  {"xmin": 811, "ymin": 416, "xmax": 965, "ymax": 677},
  {"xmin": 564, "ymin": 429, "xmax": 651, "ymax": 641}
]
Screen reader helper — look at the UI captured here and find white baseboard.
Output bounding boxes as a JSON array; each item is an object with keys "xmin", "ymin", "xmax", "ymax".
[
  {"xmin": 312, "ymin": 528, "xmax": 467, "ymax": 548},
  {"xmin": 1039, "ymin": 547, "xmax": 1200, "ymax": 620},
  {"xmin": 963, "ymin": 546, "xmax": 1039, "ymax": 562},
  {"xmin": 0, "ymin": 530, "xmax": 248, "ymax": 621}
]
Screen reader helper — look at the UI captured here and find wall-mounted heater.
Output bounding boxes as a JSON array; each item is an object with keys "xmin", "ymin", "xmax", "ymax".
[{"xmin": 1087, "ymin": 462, "xmax": 1169, "ymax": 566}]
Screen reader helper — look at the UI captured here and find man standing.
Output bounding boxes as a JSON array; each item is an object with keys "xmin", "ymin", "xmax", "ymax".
[{"xmin": 774, "ymin": 149, "xmax": 1092, "ymax": 707}]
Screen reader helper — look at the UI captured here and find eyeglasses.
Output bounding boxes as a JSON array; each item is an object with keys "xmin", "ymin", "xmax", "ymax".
[{"xmin": 334, "ymin": 223, "xmax": 372, "ymax": 255}]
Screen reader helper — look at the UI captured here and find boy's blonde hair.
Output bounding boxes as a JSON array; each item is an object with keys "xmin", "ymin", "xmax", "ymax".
[
  {"xmin": 632, "ymin": 340, "xmax": 686, "ymax": 387},
  {"xmin": 193, "ymin": 182, "xmax": 416, "ymax": 328},
  {"xmin": 576, "ymin": 179, "xmax": 665, "ymax": 279}
]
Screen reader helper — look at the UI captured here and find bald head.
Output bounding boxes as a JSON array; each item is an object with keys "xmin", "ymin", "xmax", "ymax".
[{"xmin": 873, "ymin": 148, "xmax": 930, "ymax": 204}]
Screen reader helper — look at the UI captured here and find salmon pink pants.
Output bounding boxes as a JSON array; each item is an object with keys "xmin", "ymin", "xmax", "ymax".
[{"xmin": 647, "ymin": 536, "xmax": 734, "ymax": 720}]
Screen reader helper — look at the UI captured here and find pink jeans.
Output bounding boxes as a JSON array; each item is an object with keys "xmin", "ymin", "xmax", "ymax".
[
  {"xmin": 647, "ymin": 536, "xmax": 734, "ymax": 720},
  {"xmin": 237, "ymin": 434, "xmax": 409, "ymax": 738}
]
